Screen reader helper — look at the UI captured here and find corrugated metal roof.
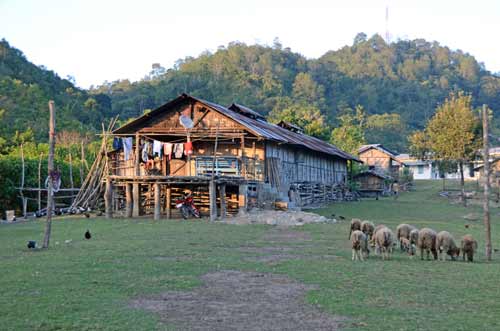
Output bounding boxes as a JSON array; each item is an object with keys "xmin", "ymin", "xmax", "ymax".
[
  {"xmin": 228, "ymin": 103, "xmax": 266, "ymax": 120},
  {"xmin": 113, "ymin": 94, "xmax": 360, "ymax": 162}
]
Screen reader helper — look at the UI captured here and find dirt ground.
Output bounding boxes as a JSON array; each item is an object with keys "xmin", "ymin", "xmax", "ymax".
[
  {"xmin": 130, "ymin": 270, "xmax": 345, "ymax": 331},
  {"xmin": 130, "ymin": 226, "xmax": 345, "ymax": 330},
  {"xmin": 222, "ymin": 209, "xmax": 336, "ymax": 226}
]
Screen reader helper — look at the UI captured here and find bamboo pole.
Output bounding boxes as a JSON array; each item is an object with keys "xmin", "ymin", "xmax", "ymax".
[
  {"xmin": 43, "ymin": 101, "xmax": 55, "ymax": 249},
  {"xmin": 19, "ymin": 144, "xmax": 27, "ymax": 218},
  {"xmin": 482, "ymin": 104, "xmax": 492, "ymax": 261},
  {"xmin": 38, "ymin": 152, "xmax": 43, "ymax": 211},
  {"xmin": 69, "ymin": 153, "xmax": 74, "ymax": 205},
  {"xmin": 80, "ymin": 141, "xmax": 84, "ymax": 184}
]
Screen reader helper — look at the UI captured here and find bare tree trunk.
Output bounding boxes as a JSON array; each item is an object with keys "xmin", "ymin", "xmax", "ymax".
[
  {"xmin": 482, "ymin": 105, "xmax": 492, "ymax": 261},
  {"xmin": 459, "ymin": 162, "xmax": 466, "ymax": 207},
  {"xmin": 43, "ymin": 101, "xmax": 56, "ymax": 249}
]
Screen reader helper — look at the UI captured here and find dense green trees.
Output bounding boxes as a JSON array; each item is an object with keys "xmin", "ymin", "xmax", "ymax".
[
  {"xmin": 90, "ymin": 34, "xmax": 500, "ymax": 152},
  {"xmin": 0, "ymin": 39, "xmax": 111, "ymax": 152}
]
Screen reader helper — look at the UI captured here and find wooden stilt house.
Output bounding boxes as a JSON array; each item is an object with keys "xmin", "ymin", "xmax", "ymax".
[{"xmin": 103, "ymin": 93, "xmax": 359, "ymax": 219}]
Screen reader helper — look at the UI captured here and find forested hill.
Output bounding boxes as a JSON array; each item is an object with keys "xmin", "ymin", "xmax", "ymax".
[
  {"xmin": 0, "ymin": 39, "xmax": 111, "ymax": 148},
  {"xmin": 92, "ymin": 33, "xmax": 500, "ymax": 151},
  {"xmin": 2, "ymin": 34, "xmax": 500, "ymax": 152}
]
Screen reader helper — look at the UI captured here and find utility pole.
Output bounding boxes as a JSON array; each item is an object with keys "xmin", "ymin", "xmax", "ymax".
[
  {"xmin": 482, "ymin": 104, "xmax": 492, "ymax": 261},
  {"xmin": 43, "ymin": 101, "xmax": 56, "ymax": 248}
]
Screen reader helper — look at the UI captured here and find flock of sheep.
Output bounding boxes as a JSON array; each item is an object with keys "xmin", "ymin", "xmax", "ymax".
[{"xmin": 349, "ymin": 219, "xmax": 478, "ymax": 262}]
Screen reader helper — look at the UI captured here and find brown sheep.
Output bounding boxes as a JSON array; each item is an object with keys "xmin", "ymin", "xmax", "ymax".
[
  {"xmin": 418, "ymin": 228, "xmax": 438, "ymax": 260},
  {"xmin": 436, "ymin": 231, "xmax": 460, "ymax": 261},
  {"xmin": 396, "ymin": 224, "xmax": 416, "ymax": 251},
  {"xmin": 370, "ymin": 224, "xmax": 388, "ymax": 249},
  {"xmin": 350, "ymin": 230, "xmax": 369, "ymax": 261},
  {"xmin": 361, "ymin": 220, "xmax": 375, "ymax": 240},
  {"xmin": 461, "ymin": 234, "xmax": 478, "ymax": 262},
  {"xmin": 349, "ymin": 218, "xmax": 362, "ymax": 239},
  {"xmin": 373, "ymin": 227, "xmax": 395, "ymax": 260}
]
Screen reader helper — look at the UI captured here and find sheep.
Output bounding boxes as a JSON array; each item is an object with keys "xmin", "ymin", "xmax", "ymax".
[
  {"xmin": 408, "ymin": 228, "xmax": 419, "ymax": 255},
  {"xmin": 461, "ymin": 234, "xmax": 478, "ymax": 262},
  {"xmin": 361, "ymin": 220, "xmax": 375, "ymax": 240},
  {"xmin": 435, "ymin": 231, "xmax": 460, "ymax": 261},
  {"xmin": 350, "ymin": 230, "xmax": 369, "ymax": 261},
  {"xmin": 396, "ymin": 224, "xmax": 416, "ymax": 251},
  {"xmin": 373, "ymin": 227, "xmax": 395, "ymax": 260},
  {"xmin": 370, "ymin": 224, "xmax": 388, "ymax": 248},
  {"xmin": 409, "ymin": 228, "xmax": 419, "ymax": 245},
  {"xmin": 417, "ymin": 228, "xmax": 438, "ymax": 260},
  {"xmin": 348, "ymin": 218, "xmax": 362, "ymax": 239},
  {"xmin": 399, "ymin": 237, "xmax": 416, "ymax": 256}
]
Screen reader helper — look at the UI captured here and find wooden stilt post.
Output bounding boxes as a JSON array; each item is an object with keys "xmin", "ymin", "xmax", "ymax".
[
  {"xmin": 105, "ymin": 177, "xmax": 113, "ymax": 219},
  {"xmin": 133, "ymin": 133, "xmax": 141, "ymax": 218},
  {"xmin": 209, "ymin": 180, "xmax": 217, "ymax": 221},
  {"xmin": 238, "ymin": 183, "xmax": 248, "ymax": 215},
  {"xmin": 154, "ymin": 182, "xmax": 161, "ymax": 220},
  {"xmin": 135, "ymin": 133, "xmax": 141, "ymax": 176},
  {"xmin": 219, "ymin": 183, "xmax": 226, "ymax": 220},
  {"xmin": 43, "ymin": 101, "xmax": 56, "ymax": 249},
  {"xmin": 166, "ymin": 186, "xmax": 171, "ymax": 219},
  {"xmin": 125, "ymin": 183, "xmax": 133, "ymax": 218},
  {"xmin": 133, "ymin": 183, "xmax": 140, "ymax": 217}
]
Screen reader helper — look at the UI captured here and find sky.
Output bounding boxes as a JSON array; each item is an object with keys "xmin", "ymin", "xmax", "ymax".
[{"xmin": 1, "ymin": 0, "xmax": 499, "ymax": 89}]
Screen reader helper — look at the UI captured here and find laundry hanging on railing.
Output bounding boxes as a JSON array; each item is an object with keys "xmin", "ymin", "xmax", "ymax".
[
  {"xmin": 173, "ymin": 143, "xmax": 184, "ymax": 158},
  {"xmin": 153, "ymin": 140, "xmax": 163, "ymax": 159},
  {"xmin": 184, "ymin": 141, "xmax": 193, "ymax": 155},
  {"xmin": 112, "ymin": 137, "xmax": 123, "ymax": 150},
  {"xmin": 164, "ymin": 143, "xmax": 173, "ymax": 160},
  {"xmin": 142, "ymin": 141, "xmax": 150, "ymax": 162},
  {"xmin": 122, "ymin": 137, "xmax": 133, "ymax": 161}
]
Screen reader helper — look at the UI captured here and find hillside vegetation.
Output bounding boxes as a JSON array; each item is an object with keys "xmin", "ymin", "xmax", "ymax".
[
  {"xmin": 92, "ymin": 33, "xmax": 500, "ymax": 151},
  {"xmin": 2, "ymin": 34, "xmax": 500, "ymax": 151}
]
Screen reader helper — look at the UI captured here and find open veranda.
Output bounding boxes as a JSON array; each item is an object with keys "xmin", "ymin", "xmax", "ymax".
[{"xmin": 1, "ymin": 180, "xmax": 499, "ymax": 330}]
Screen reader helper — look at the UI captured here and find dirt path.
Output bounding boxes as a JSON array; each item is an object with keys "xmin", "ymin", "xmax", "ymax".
[
  {"xmin": 130, "ymin": 227, "xmax": 345, "ymax": 330},
  {"xmin": 130, "ymin": 270, "xmax": 345, "ymax": 330}
]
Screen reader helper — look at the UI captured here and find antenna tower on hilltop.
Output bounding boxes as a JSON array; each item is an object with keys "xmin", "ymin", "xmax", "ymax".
[{"xmin": 385, "ymin": 5, "xmax": 390, "ymax": 43}]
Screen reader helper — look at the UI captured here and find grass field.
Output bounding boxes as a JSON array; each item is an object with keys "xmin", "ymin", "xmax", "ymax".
[{"xmin": 1, "ymin": 180, "xmax": 499, "ymax": 330}]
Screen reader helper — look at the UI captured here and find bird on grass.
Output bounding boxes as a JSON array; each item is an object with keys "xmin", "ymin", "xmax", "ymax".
[
  {"xmin": 84, "ymin": 230, "xmax": 92, "ymax": 240},
  {"xmin": 27, "ymin": 241, "xmax": 36, "ymax": 249},
  {"xmin": 338, "ymin": 215, "xmax": 346, "ymax": 220}
]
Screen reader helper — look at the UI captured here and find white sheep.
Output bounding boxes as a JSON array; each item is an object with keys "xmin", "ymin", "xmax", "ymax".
[{"xmin": 350, "ymin": 230, "xmax": 369, "ymax": 261}]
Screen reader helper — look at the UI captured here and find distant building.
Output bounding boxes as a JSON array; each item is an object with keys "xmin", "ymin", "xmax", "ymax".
[
  {"xmin": 396, "ymin": 154, "xmax": 438, "ymax": 180},
  {"xmin": 358, "ymin": 144, "xmax": 404, "ymax": 178}
]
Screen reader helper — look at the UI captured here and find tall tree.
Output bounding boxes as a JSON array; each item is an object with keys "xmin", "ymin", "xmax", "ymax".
[
  {"xmin": 330, "ymin": 105, "xmax": 366, "ymax": 154},
  {"xmin": 422, "ymin": 92, "xmax": 481, "ymax": 205}
]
